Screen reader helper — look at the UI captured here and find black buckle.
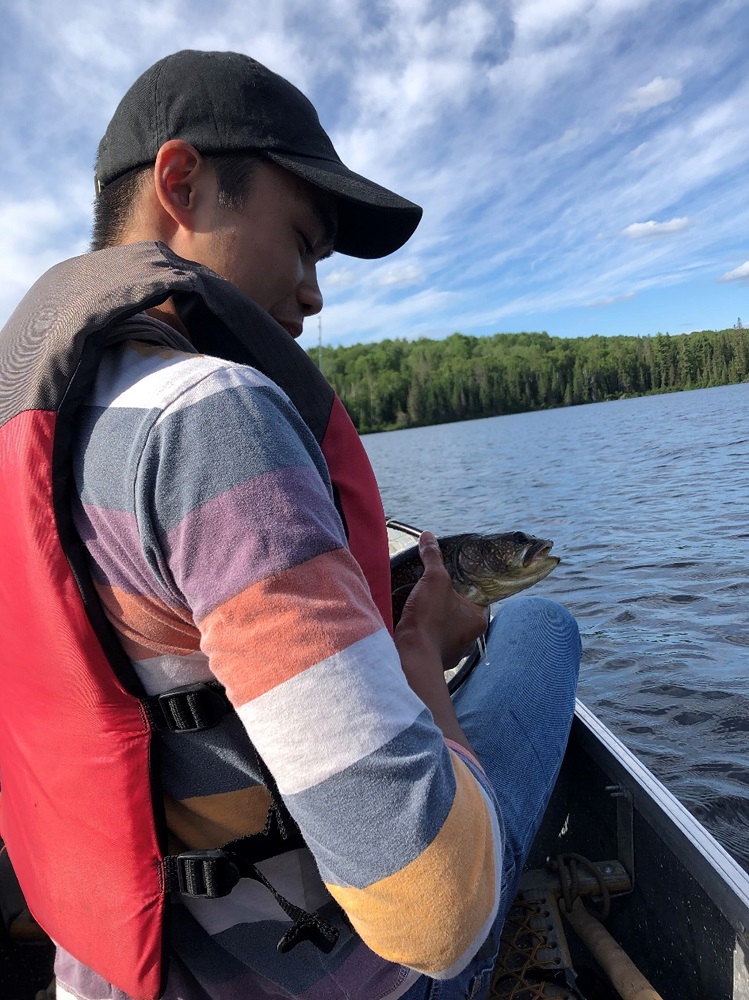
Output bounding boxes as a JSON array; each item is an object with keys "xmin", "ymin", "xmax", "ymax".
[
  {"xmin": 152, "ymin": 683, "xmax": 231, "ymax": 732},
  {"xmin": 164, "ymin": 850, "xmax": 342, "ymax": 954},
  {"xmin": 173, "ymin": 850, "xmax": 241, "ymax": 898}
]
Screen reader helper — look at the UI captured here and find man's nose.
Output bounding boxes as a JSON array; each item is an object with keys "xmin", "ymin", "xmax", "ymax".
[{"xmin": 299, "ymin": 263, "xmax": 323, "ymax": 316}]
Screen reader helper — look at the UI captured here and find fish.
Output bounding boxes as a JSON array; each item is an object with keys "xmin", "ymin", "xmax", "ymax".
[{"xmin": 390, "ymin": 531, "xmax": 560, "ymax": 625}]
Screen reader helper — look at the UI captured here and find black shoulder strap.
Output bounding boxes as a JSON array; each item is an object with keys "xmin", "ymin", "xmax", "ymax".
[{"xmin": 149, "ymin": 683, "xmax": 341, "ymax": 954}]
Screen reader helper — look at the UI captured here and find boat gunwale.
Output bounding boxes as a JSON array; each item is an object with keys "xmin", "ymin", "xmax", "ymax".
[{"xmin": 574, "ymin": 698, "xmax": 749, "ymax": 938}]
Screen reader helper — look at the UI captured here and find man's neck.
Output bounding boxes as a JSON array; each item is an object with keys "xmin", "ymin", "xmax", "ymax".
[
  {"xmin": 116, "ymin": 226, "xmax": 191, "ymax": 339},
  {"xmin": 145, "ymin": 300, "xmax": 190, "ymax": 338}
]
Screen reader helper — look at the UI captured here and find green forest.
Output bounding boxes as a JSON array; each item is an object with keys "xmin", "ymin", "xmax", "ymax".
[{"xmin": 309, "ymin": 325, "xmax": 749, "ymax": 434}]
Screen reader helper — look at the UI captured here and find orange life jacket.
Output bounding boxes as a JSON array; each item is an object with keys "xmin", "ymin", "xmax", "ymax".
[{"xmin": 0, "ymin": 242, "xmax": 392, "ymax": 1000}]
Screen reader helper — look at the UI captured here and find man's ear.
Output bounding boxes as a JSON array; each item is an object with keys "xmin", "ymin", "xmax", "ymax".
[{"xmin": 152, "ymin": 140, "xmax": 209, "ymax": 231}]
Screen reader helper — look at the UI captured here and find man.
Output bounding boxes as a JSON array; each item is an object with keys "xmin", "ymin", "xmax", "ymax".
[{"xmin": 0, "ymin": 51, "xmax": 580, "ymax": 1000}]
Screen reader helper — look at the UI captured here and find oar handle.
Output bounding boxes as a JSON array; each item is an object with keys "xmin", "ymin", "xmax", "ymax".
[{"xmin": 563, "ymin": 897, "xmax": 664, "ymax": 1000}]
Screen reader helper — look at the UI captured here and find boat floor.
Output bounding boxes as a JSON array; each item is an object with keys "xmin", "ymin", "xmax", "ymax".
[{"xmin": 487, "ymin": 867, "xmax": 624, "ymax": 1000}]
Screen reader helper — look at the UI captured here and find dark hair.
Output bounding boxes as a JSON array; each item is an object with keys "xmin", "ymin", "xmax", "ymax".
[
  {"xmin": 90, "ymin": 152, "xmax": 263, "ymax": 251},
  {"xmin": 90, "ymin": 166, "xmax": 150, "ymax": 251}
]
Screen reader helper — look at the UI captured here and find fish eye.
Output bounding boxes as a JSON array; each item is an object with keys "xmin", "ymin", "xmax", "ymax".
[{"xmin": 511, "ymin": 531, "xmax": 528, "ymax": 544}]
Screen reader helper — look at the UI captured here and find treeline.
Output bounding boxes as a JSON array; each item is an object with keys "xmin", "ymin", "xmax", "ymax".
[{"xmin": 309, "ymin": 327, "xmax": 749, "ymax": 433}]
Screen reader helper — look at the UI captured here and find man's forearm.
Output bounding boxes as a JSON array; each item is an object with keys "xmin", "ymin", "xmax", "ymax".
[{"xmin": 394, "ymin": 629, "xmax": 476, "ymax": 755}]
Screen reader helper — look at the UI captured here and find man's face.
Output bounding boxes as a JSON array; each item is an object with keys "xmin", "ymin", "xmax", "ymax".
[{"xmin": 198, "ymin": 161, "xmax": 336, "ymax": 339}]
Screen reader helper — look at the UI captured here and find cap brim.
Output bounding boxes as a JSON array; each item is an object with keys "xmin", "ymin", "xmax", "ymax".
[{"xmin": 265, "ymin": 151, "xmax": 422, "ymax": 259}]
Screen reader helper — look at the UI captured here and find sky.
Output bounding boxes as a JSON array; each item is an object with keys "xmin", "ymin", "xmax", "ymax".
[{"xmin": 1, "ymin": 0, "xmax": 748, "ymax": 351}]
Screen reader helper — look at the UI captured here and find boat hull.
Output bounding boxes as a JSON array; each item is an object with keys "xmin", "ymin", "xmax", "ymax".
[{"xmin": 526, "ymin": 701, "xmax": 749, "ymax": 999}]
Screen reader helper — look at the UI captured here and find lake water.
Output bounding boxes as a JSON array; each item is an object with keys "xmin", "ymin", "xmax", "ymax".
[{"xmin": 363, "ymin": 383, "xmax": 749, "ymax": 870}]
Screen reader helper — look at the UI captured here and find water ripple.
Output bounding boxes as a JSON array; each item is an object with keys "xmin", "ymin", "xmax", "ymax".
[{"xmin": 365, "ymin": 383, "xmax": 749, "ymax": 871}]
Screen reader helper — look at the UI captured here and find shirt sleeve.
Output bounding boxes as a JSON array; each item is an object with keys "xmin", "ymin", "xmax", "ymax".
[{"xmin": 134, "ymin": 362, "xmax": 503, "ymax": 978}]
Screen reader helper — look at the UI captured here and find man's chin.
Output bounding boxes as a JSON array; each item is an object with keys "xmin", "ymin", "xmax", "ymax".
[{"xmin": 273, "ymin": 319, "xmax": 303, "ymax": 339}]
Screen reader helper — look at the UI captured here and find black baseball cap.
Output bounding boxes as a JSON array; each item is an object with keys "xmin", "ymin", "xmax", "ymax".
[{"xmin": 95, "ymin": 49, "xmax": 422, "ymax": 259}]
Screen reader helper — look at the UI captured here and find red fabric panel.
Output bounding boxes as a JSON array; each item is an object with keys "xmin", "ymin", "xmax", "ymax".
[
  {"xmin": 321, "ymin": 396, "xmax": 393, "ymax": 635},
  {"xmin": 0, "ymin": 410, "xmax": 165, "ymax": 1000}
]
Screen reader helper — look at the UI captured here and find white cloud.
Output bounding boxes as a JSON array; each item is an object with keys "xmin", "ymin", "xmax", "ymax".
[
  {"xmin": 626, "ymin": 141, "xmax": 649, "ymax": 159},
  {"xmin": 0, "ymin": 192, "xmax": 89, "ymax": 312},
  {"xmin": 622, "ymin": 218, "xmax": 690, "ymax": 239},
  {"xmin": 3, "ymin": 0, "xmax": 749, "ymax": 340},
  {"xmin": 514, "ymin": 0, "xmax": 594, "ymax": 46},
  {"xmin": 323, "ymin": 269, "xmax": 358, "ymax": 289},
  {"xmin": 719, "ymin": 262, "xmax": 749, "ymax": 283},
  {"xmin": 586, "ymin": 291, "xmax": 637, "ymax": 307},
  {"xmin": 377, "ymin": 264, "xmax": 425, "ymax": 288},
  {"xmin": 299, "ymin": 284, "xmax": 457, "ymax": 349},
  {"xmin": 622, "ymin": 76, "xmax": 682, "ymax": 114}
]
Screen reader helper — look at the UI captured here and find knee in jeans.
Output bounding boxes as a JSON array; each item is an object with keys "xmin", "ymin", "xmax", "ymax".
[
  {"xmin": 493, "ymin": 596, "xmax": 581, "ymax": 670},
  {"xmin": 497, "ymin": 595, "xmax": 577, "ymax": 634},
  {"xmin": 541, "ymin": 598, "xmax": 580, "ymax": 650}
]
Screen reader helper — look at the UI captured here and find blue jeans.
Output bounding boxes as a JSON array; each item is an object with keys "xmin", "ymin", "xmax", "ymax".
[{"xmin": 403, "ymin": 596, "xmax": 581, "ymax": 1000}]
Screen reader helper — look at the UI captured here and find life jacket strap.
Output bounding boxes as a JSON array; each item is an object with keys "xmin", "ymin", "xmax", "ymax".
[
  {"xmin": 142, "ymin": 682, "xmax": 232, "ymax": 732},
  {"xmin": 152, "ymin": 687, "xmax": 341, "ymax": 954},
  {"xmin": 163, "ymin": 850, "xmax": 241, "ymax": 898},
  {"xmin": 163, "ymin": 849, "xmax": 340, "ymax": 954}
]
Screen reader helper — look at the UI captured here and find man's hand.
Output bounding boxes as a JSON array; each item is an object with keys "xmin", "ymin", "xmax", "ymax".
[
  {"xmin": 395, "ymin": 531, "xmax": 489, "ymax": 670},
  {"xmin": 393, "ymin": 531, "xmax": 488, "ymax": 754}
]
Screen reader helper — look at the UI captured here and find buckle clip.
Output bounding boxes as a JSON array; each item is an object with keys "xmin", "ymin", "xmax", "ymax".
[
  {"xmin": 155, "ymin": 683, "xmax": 230, "ymax": 732},
  {"xmin": 174, "ymin": 850, "xmax": 240, "ymax": 898}
]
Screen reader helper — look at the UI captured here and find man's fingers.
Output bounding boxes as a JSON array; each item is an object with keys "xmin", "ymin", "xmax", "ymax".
[
  {"xmin": 418, "ymin": 531, "xmax": 446, "ymax": 573},
  {"xmin": 418, "ymin": 530, "xmax": 439, "ymax": 549}
]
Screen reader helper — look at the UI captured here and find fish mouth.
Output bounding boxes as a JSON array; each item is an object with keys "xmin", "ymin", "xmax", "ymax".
[{"xmin": 521, "ymin": 538, "xmax": 555, "ymax": 567}]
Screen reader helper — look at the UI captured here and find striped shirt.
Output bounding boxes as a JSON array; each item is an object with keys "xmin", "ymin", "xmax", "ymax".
[{"xmin": 57, "ymin": 316, "xmax": 502, "ymax": 1000}]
